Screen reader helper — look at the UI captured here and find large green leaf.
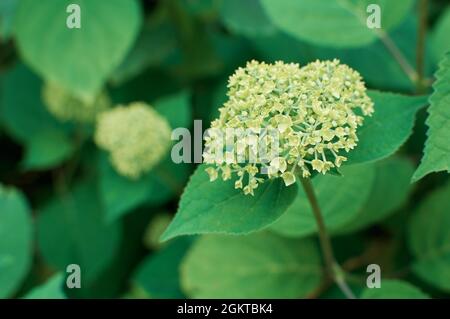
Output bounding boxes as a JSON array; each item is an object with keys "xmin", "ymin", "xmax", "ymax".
[
  {"xmin": 181, "ymin": 232, "xmax": 322, "ymax": 298},
  {"xmin": 0, "ymin": 185, "xmax": 32, "ymax": 298},
  {"xmin": 161, "ymin": 165, "xmax": 299, "ymax": 241},
  {"xmin": 14, "ymin": 0, "xmax": 142, "ymax": 101},
  {"xmin": 153, "ymin": 91, "xmax": 192, "ymax": 129},
  {"xmin": 408, "ymin": 182, "xmax": 450, "ymax": 292},
  {"xmin": 347, "ymin": 91, "xmax": 428, "ymax": 165},
  {"xmin": 260, "ymin": 0, "xmax": 414, "ymax": 48},
  {"xmin": 220, "ymin": 0, "xmax": 276, "ymax": 37},
  {"xmin": 133, "ymin": 237, "xmax": 193, "ymax": 299},
  {"xmin": 413, "ymin": 53, "xmax": 450, "ymax": 182},
  {"xmin": 270, "ymin": 163, "xmax": 375, "ymax": 238},
  {"xmin": 24, "ymin": 274, "xmax": 66, "ymax": 299},
  {"xmin": 0, "ymin": 0, "xmax": 17, "ymax": 39},
  {"xmin": 361, "ymin": 280, "xmax": 429, "ymax": 299},
  {"xmin": 335, "ymin": 156, "xmax": 414, "ymax": 234},
  {"xmin": 37, "ymin": 181, "xmax": 121, "ymax": 284}
]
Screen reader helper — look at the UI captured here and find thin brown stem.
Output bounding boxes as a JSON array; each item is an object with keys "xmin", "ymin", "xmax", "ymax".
[{"xmin": 300, "ymin": 177, "xmax": 356, "ymax": 299}]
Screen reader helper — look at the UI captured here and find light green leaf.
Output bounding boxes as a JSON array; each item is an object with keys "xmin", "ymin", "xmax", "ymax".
[
  {"xmin": 133, "ymin": 237, "xmax": 193, "ymax": 299},
  {"xmin": 408, "ymin": 182, "xmax": 450, "ymax": 292},
  {"xmin": 220, "ymin": 0, "xmax": 276, "ymax": 37},
  {"xmin": 22, "ymin": 130, "xmax": 74, "ymax": 170},
  {"xmin": 260, "ymin": 0, "xmax": 414, "ymax": 48},
  {"xmin": 270, "ymin": 163, "xmax": 375, "ymax": 238},
  {"xmin": 432, "ymin": 7, "xmax": 450, "ymax": 64},
  {"xmin": 413, "ymin": 53, "xmax": 450, "ymax": 182},
  {"xmin": 98, "ymin": 153, "xmax": 189, "ymax": 222},
  {"xmin": 161, "ymin": 165, "xmax": 299, "ymax": 241},
  {"xmin": 24, "ymin": 274, "xmax": 66, "ymax": 299},
  {"xmin": 361, "ymin": 280, "xmax": 429, "ymax": 299},
  {"xmin": 14, "ymin": 0, "xmax": 142, "ymax": 101},
  {"xmin": 0, "ymin": 64, "xmax": 70, "ymax": 143},
  {"xmin": 0, "ymin": 185, "xmax": 32, "ymax": 298},
  {"xmin": 347, "ymin": 90, "xmax": 428, "ymax": 165},
  {"xmin": 153, "ymin": 91, "xmax": 192, "ymax": 129},
  {"xmin": 37, "ymin": 182, "xmax": 121, "ymax": 284},
  {"xmin": 336, "ymin": 156, "xmax": 414, "ymax": 234},
  {"xmin": 181, "ymin": 232, "xmax": 322, "ymax": 298}
]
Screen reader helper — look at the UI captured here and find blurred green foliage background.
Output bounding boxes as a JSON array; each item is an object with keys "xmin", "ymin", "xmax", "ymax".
[{"xmin": 0, "ymin": 0, "xmax": 449, "ymax": 299}]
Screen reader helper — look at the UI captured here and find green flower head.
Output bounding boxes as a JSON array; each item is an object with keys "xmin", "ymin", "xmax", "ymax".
[
  {"xmin": 95, "ymin": 102, "xmax": 172, "ymax": 179},
  {"xmin": 43, "ymin": 82, "xmax": 111, "ymax": 123},
  {"xmin": 203, "ymin": 59, "xmax": 374, "ymax": 195}
]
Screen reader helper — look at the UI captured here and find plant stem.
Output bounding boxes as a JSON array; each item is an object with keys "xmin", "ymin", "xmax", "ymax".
[
  {"xmin": 416, "ymin": 0, "xmax": 428, "ymax": 93},
  {"xmin": 300, "ymin": 177, "xmax": 356, "ymax": 299},
  {"xmin": 377, "ymin": 30, "xmax": 419, "ymax": 85}
]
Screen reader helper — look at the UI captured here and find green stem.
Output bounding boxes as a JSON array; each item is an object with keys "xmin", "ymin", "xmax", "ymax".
[
  {"xmin": 377, "ymin": 30, "xmax": 419, "ymax": 85},
  {"xmin": 300, "ymin": 177, "xmax": 356, "ymax": 299},
  {"xmin": 416, "ymin": 0, "xmax": 428, "ymax": 93}
]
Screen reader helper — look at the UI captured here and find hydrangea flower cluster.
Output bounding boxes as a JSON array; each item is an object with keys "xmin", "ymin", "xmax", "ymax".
[
  {"xmin": 203, "ymin": 59, "xmax": 374, "ymax": 195},
  {"xmin": 95, "ymin": 102, "xmax": 171, "ymax": 179},
  {"xmin": 43, "ymin": 83, "xmax": 111, "ymax": 123}
]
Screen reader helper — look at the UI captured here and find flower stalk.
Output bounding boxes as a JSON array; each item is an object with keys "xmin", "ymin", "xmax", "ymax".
[{"xmin": 299, "ymin": 176, "xmax": 356, "ymax": 299}]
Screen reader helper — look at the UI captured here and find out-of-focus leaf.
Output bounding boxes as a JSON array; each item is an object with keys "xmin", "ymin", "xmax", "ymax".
[
  {"xmin": 336, "ymin": 156, "xmax": 414, "ymax": 234},
  {"xmin": 22, "ymin": 130, "xmax": 74, "ymax": 170},
  {"xmin": 24, "ymin": 274, "xmax": 66, "ymax": 299},
  {"xmin": 270, "ymin": 163, "xmax": 375, "ymax": 238},
  {"xmin": 37, "ymin": 182, "xmax": 121, "ymax": 284},
  {"xmin": 0, "ymin": 64, "xmax": 70, "ymax": 143},
  {"xmin": 0, "ymin": 185, "xmax": 32, "ymax": 298},
  {"xmin": 14, "ymin": 0, "xmax": 142, "ymax": 101},
  {"xmin": 220, "ymin": 0, "xmax": 276, "ymax": 37},
  {"xmin": 133, "ymin": 237, "xmax": 193, "ymax": 298},
  {"xmin": 99, "ymin": 153, "xmax": 189, "ymax": 222},
  {"xmin": 408, "ymin": 182, "xmax": 450, "ymax": 292},
  {"xmin": 413, "ymin": 53, "xmax": 450, "ymax": 182},
  {"xmin": 161, "ymin": 165, "xmax": 298, "ymax": 241},
  {"xmin": 260, "ymin": 0, "xmax": 414, "ymax": 48},
  {"xmin": 154, "ymin": 91, "xmax": 192, "ymax": 129},
  {"xmin": 347, "ymin": 91, "xmax": 428, "ymax": 165},
  {"xmin": 361, "ymin": 280, "xmax": 429, "ymax": 299},
  {"xmin": 0, "ymin": 0, "xmax": 17, "ymax": 39},
  {"xmin": 432, "ymin": 7, "xmax": 450, "ymax": 64},
  {"xmin": 181, "ymin": 232, "xmax": 322, "ymax": 298}
]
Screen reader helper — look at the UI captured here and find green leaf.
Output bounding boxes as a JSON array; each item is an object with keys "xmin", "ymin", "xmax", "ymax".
[
  {"xmin": 98, "ymin": 153, "xmax": 189, "ymax": 222},
  {"xmin": 220, "ymin": 0, "xmax": 276, "ymax": 37},
  {"xmin": 161, "ymin": 165, "xmax": 299, "ymax": 241},
  {"xmin": 347, "ymin": 90, "xmax": 428, "ymax": 165},
  {"xmin": 413, "ymin": 53, "xmax": 450, "ymax": 182},
  {"xmin": 111, "ymin": 9, "xmax": 176, "ymax": 85},
  {"xmin": 432, "ymin": 7, "xmax": 450, "ymax": 64},
  {"xmin": 14, "ymin": 0, "xmax": 142, "ymax": 101},
  {"xmin": 270, "ymin": 163, "xmax": 375, "ymax": 238},
  {"xmin": 260, "ymin": 0, "xmax": 414, "ymax": 48},
  {"xmin": 37, "ymin": 181, "xmax": 121, "ymax": 284},
  {"xmin": 0, "ymin": 64, "xmax": 70, "ymax": 143},
  {"xmin": 0, "ymin": 0, "xmax": 18, "ymax": 39},
  {"xmin": 408, "ymin": 182, "xmax": 450, "ymax": 292},
  {"xmin": 0, "ymin": 185, "xmax": 32, "ymax": 298},
  {"xmin": 133, "ymin": 237, "xmax": 193, "ymax": 299},
  {"xmin": 22, "ymin": 130, "xmax": 74, "ymax": 170},
  {"xmin": 361, "ymin": 280, "xmax": 429, "ymax": 299},
  {"xmin": 181, "ymin": 232, "xmax": 322, "ymax": 298},
  {"xmin": 335, "ymin": 156, "xmax": 414, "ymax": 234},
  {"xmin": 24, "ymin": 274, "xmax": 66, "ymax": 299},
  {"xmin": 153, "ymin": 91, "xmax": 192, "ymax": 129}
]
